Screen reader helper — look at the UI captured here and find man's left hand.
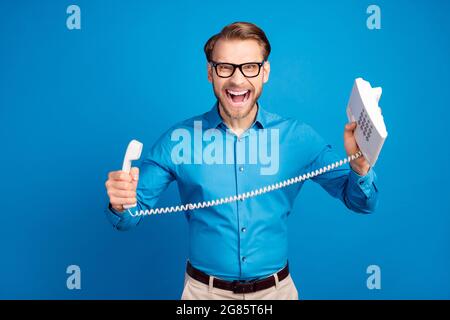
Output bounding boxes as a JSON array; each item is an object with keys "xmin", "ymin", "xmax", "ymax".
[{"xmin": 344, "ymin": 121, "xmax": 371, "ymax": 176}]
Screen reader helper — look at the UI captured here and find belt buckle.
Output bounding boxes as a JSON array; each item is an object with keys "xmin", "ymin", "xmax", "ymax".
[{"xmin": 232, "ymin": 281, "xmax": 255, "ymax": 294}]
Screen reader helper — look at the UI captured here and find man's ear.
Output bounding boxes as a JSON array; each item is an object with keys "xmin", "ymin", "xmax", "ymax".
[
  {"xmin": 263, "ymin": 60, "xmax": 270, "ymax": 84},
  {"xmin": 207, "ymin": 62, "xmax": 213, "ymax": 83}
]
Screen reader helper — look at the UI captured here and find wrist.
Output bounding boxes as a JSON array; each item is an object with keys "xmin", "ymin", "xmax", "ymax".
[
  {"xmin": 110, "ymin": 203, "xmax": 125, "ymax": 214},
  {"xmin": 350, "ymin": 162, "xmax": 370, "ymax": 176}
]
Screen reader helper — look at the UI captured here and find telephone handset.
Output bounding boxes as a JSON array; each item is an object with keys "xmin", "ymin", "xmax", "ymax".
[
  {"xmin": 346, "ymin": 78, "xmax": 388, "ymax": 167},
  {"xmin": 121, "ymin": 139, "xmax": 143, "ymax": 209},
  {"xmin": 121, "ymin": 78, "xmax": 387, "ymax": 217}
]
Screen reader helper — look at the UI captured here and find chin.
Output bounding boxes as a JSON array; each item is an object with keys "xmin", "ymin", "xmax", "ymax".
[{"xmin": 222, "ymin": 100, "xmax": 256, "ymax": 119}]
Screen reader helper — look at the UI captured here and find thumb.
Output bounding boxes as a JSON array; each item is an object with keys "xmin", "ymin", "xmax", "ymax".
[
  {"xmin": 130, "ymin": 167, "xmax": 139, "ymax": 182},
  {"xmin": 344, "ymin": 121, "xmax": 357, "ymax": 141},
  {"xmin": 345, "ymin": 121, "xmax": 357, "ymax": 131}
]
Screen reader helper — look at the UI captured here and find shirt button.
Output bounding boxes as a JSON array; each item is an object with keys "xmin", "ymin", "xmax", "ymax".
[
  {"xmin": 242, "ymin": 257, "xmax": 246, "ymax": 262},
  {"xmin": 239, "ymin": 166, "xmax": 244, "ymax": 172},
  {"xmin": 359, "ymin": 180, "xmax": 364, "ymax": 185},
  {"xmin": 241, "ymin": 227, "xmax": 247, "ymax": 233}
]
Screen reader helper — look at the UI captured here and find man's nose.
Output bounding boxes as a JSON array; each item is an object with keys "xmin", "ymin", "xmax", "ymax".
[{"xmin": 229, "ymin": 67, "xmax": 247, "ymax": 85}]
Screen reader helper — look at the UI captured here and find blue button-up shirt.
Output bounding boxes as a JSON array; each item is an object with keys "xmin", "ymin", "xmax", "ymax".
[{"xmin": 106, "ymin": 102, "xmax": 379, "ymax": 281}]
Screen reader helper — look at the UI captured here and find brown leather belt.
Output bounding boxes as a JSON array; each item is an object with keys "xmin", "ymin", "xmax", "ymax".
[{"xmin": 186, "ymin": 261, "xmax": 290, "ymax": 294}]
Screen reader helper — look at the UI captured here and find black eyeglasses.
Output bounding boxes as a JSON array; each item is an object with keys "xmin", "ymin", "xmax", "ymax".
[{"xmin": 209, "ymin": 60, "xmax": 265, "ymax": 78}]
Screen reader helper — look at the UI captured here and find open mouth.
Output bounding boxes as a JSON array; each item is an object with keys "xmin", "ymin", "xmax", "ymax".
[{"xmin": 225, "ymin": 89, "xmax": 250, "ymax": 107}]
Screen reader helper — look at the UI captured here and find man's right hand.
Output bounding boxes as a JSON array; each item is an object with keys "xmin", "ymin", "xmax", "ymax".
[{"xmin": 105, "ymin": 167, "xmax": 139, "ymax": 213}]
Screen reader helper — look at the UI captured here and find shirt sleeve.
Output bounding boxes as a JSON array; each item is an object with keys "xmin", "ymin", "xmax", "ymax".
[
  {"xmin": 105, "ymin": 131, "xmax": 176, "ymax": 230},
  {"xmin": 304, "ymin": 127, "xmax": 379, "ymax": 214}
]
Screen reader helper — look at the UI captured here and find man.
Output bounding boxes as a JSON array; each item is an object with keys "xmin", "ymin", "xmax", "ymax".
[{"xmin": 104, "ymin": 22, "xmax": 379, "ymax": 300}]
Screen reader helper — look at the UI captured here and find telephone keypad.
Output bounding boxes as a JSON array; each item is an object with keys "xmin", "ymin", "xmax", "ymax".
[{"xmin": 357, "ymin": 109, "xmax": 373, "ymax": 142}]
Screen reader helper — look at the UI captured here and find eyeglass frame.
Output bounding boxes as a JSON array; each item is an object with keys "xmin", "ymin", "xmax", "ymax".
[{"xmin": 208, "ymin": 60, "xmax": 266, "ymax": 78}]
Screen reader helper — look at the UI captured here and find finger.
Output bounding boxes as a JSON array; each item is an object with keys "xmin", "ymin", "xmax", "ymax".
[
  {"xmin": 344, "ymin": 122, "xmax": 357, "ymax": 141},
  {"xmin": 130, "ymin": 167, "xmax": 139, "ymax": 182},
  {"xmin": 108, "ymin": 171, "xmax": 132, "ymax": 182},
  {"xmin": 111, "ymin": 204, "xmax": 125, "ymax": 212},
  {"xmin": 345, "ymin": 121, "xmax": 357, "ymax": 131},
  {"xmin": 111, "ymin": 181, "xmax": 134, "ymax": 190},
  {"xmin": 109, "ymin": 196, "xmax": 137, "ymax": 206},
  {"xmin": 108, "ymin": 189, "xmax": 136, "ymax": 199}
]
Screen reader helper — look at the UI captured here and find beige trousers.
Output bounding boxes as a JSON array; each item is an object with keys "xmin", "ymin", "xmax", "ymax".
[{"xmin": 181, "ymin": 271, "xmax": 299, "ymax": 300}]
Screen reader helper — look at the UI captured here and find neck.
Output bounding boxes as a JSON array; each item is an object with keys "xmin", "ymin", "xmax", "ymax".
[{"xmin": 218, "ymin": 102, "xmax": 258, "ymax": 137}]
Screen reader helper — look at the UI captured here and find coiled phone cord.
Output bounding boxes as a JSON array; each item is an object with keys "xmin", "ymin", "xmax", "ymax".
[{"xmin": 128, "ymin": 151, "xmax": 363, "ymax": 218}]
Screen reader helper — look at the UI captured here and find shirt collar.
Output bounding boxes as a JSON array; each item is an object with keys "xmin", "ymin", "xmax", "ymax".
[{"xmin": 204, "ymin": 101, "xmax": 267, "ymax": 130}]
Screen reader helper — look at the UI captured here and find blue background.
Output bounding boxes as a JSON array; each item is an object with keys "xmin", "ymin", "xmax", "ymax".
[{"xmin": 1, "ymin": 0, "xmax": 449, "ymax": 299}]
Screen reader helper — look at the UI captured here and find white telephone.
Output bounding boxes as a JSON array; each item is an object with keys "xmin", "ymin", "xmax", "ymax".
[
  {"xmin": 121, "ymin": 78, "xmax": 387, "ymax": 217},
  {"xmin": 121, "ymin": 139, "xmax": 143, "ymax": 209},
  {"xmin": 346, "ymin": 78, "xmax": 388, "ymax": 167}
]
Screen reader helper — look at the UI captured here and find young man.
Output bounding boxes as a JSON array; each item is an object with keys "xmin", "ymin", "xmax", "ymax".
[{"xmin": 104, "ymin": 22, "xmax": 379, "ymax": 300}]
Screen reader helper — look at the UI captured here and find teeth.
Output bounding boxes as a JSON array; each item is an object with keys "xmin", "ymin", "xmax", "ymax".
[{"xmin": 227, "ymin": 89, "xmax": 249, "ymax": 96}]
